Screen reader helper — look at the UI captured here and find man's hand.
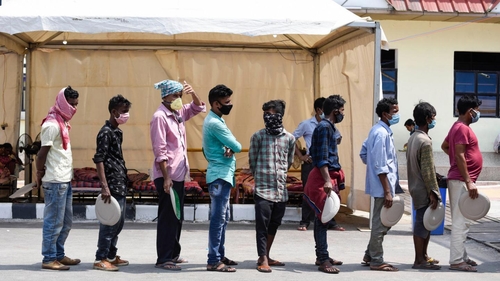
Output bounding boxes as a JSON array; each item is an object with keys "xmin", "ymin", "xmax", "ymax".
[
  {"xmin": 301, "ymin": 154, "xmax": 312, "ymax": 164},
  {"xmin": 183, "ymin": 81, "xmax": 196, "ymax": 95},
  {"xmin": 224, "ymin": 147, "xmax": 234, "ymax": 158},
  {"xmin": 466, "ymin": 181, "xmax": 479, "ymax": 199},
  {"xmin": 35, "ymin": 170, "xmax": 45, "ymax": 190},
  {"xmin": 101, "ymin": 185, "xmax": 112, "ymax": 204},
  {"xmin": 429, "ymin": 191, "xmax": 439, "ymax": 210},
  {"xmin": 164, "ymin": 177, "xmax": 173, "ymax": 194},
  {"xmin": 323, "ymin": 180, "xmax": 332, "ymax": 195},
  {"xmin": 383, "ymin": 192, "xmax": 393, "ymax": 208}
]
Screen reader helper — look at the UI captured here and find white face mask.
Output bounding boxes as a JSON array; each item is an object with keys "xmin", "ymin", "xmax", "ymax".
[
  {"xmin": 170, "ymin": 98, "xmax": 183, "ymax": 111},
  {"xmin": 115, "ymin": 112, "xmax": 130, "ymax": 124}
]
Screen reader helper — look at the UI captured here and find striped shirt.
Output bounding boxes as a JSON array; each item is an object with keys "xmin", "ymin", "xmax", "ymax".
[{"xmin": 249, "ymin": 128, "xmax": 295, "ymax": 202}]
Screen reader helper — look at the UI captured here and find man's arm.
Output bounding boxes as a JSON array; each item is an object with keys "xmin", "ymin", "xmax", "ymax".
[
  {"xmin": 95, "ymin": 162, "xmax": 112, "ymax": 203},
  {"xmin": 212, "ymin": 122, "xmax": 242, "ymax": 153},
  {"xmin": 441, "ymin": 140, "xmax": 450, "ymax": 155},
  {"xmin": 454, "ymin": 144, "xmax": 478, "ymax": 199},
  {"xmin": 35, "ymin": 146, "xmax": 50, "ymax": 189},
  {"xmin": 378, "ymin": 173, "xmax": 393, "ymax": 208}
]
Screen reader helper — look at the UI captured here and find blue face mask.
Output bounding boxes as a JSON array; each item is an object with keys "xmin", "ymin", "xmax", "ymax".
[
  {"xmin": 471, "ymin": 109, "xmax": 480, "ymax": 123},
  {"xmin": 320, "ymin": 113, "xmax": 325, "ymax": 119},
  {"xmin": 388, "ymin": 113, "xmax": 400, "ymax": 126},
  {"xmin": 428, "ymin": 119, "xmax": 436, "ymax": 129}
]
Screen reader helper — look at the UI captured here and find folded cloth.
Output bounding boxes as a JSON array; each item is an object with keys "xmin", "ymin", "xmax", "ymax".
[{"xmin": 303, "ymin": 167, "xmax": 344, "ymax": 221}]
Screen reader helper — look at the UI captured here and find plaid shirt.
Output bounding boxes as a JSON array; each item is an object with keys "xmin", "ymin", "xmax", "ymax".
[
  {"xmin": 93, "ymin": 120, "xmax": 128, "ymax": 196},
  {"xmin": 249, "ymin": 128, "xmax": 295, "ymax": 202},
  {"xmin": 310, "ymin": 119, "xmax": 341, "ymax": 170}
]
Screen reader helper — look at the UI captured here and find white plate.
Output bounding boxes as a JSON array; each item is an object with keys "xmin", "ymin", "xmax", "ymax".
[
  {"xmin": 170, "ymin": 187, "xmax": 181, "ymax": 220},
  {"xmin": 423, "ymin": 202, "xmax": 445, "ymax": 231},
  {"xmin": 321, "ymin": 192, "xmax": 340, "ymax": 223},
  {"xmin": 9, "ymin": 183, "xmax": 36, "ymax": 199},
  {"xmin": 95, "ymin": 194, "xmax": 121, "ymax": 226},
  {"xmin": 380, "ymin": 196, "xmax": 404, "ymax": 227},
  {"xmin": 459, "ymin": 192, "xmax": 490, "ymax": 220}
]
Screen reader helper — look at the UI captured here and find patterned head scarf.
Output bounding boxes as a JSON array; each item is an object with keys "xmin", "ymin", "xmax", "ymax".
[
  {"xmin": 154, "ymin": 80, "xmax": 183, "ymax": 98},
  {"xmin": 41, "ymin": 87, "xmax": 77, "ymax": 150}
]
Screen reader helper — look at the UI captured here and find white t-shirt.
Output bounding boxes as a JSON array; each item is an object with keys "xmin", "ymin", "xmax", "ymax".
[{"xmin": 40, "ymin": 121, "xmax": 73, "ymax": 182}]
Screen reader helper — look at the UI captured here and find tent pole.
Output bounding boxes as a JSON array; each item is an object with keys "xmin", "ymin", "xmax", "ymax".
[{"xmin": 313, "ymin": 54, "xmax": 320, "ymax": 99}]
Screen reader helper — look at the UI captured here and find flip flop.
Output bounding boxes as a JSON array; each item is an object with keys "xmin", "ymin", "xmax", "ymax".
[
  {"xmin": 155, "ymin": 261, "xmax": 181, "ymax": 271},
  {"xmin": 465, "ymin": 259, "xmax": 478, "ymax": 266},
  {"xmin": 297, "ymin": 226, "xmax": 307, "ymax": 231},
  {"xmin": 256, "ymin": 265, "xmax": 272, "ymax": 273},
  {"xmin": 412, "ymin": 262, "xmax": 441, "ymax": 270},
  {"xmin": 361, "ymin": 255, "xmax": 371, "ymax": 266},
  {"xmin": 427, "ymin": 257, "xmax": 439, "ymax": 264},
  {"xmin": 172, "ymin": 257, "xmax": 188, "ymax": 264},
  {"xmin": 328, "ymin": 225, "xmax": 345, "ymax": 231},
  {"xmin": 449, "ymin": 262, "xmax": 477, "ymax": 272},
  {"xmin": 318, "ymin": 264, "xmax": 340, "ymax": 274},
  {"xmin": 370, "ymin": 263, "xmax": 399, "ymax": 272},
  {"xmin": 221, "ymin": 257, "xmax": 238, "ymax": 266},
  {"xmin": 268, "ymin": 259, "xmax": 285, "ymax": 266},
  {"xmin": 315, "ymin": 258, "xmax": 343, "ymax": 266},
  {"xmin": 206, "ymin": 261, "xmax": 236, "ymax": 272}
]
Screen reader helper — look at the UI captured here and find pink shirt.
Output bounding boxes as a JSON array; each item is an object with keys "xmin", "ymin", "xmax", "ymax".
[
  {"xmin": 150, "ymin": 101, "xmax": 206, "ymax": 181},
  {"xmin": 444, "ymin": 121, "xmax": 483, "ymax": 182}
]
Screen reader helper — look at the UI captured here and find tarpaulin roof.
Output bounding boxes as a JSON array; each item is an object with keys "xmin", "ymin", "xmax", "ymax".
[{"xmin": 386, "ymin": 0, "xmax": 500, "ymax": 13}]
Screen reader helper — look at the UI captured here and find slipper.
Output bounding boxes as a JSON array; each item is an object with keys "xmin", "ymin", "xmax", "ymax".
[
  {"xmin": 257, "ymin": 265, "xmax": 272, "ymax": 273},
  {"xmin": 449, "ymin": 262, "xmax": 477, "ymax": 272},
  {"xmin": 318, "ymin": 264, "xmax": 340, "ymax": 274},
  {"xmin": 155, "ymin": 262, "xmax": 181, "ymax": 271},
  {"xmin": 268, "ymin": 259, "xmax": 285, "ymax": 266},
  {"xmin": 465, "ymin": 259, "xmax": 478, "ymax": 266},
  {"xmin": 206, "ymin": 261, "xmax": 236, "ymax": 272},
  {"xmin": 221, "ymin": 257, "xmax": 238, "ymax": 266},
  {"xmin": 297, "ymin": 226, "xmax": 307, "ymax": 231},
  {"xmin": 361, "ymin": 255, "xmax": 371, "ymax": 266},
  {"xmin": 172, "ymin": 257, "xmax": 188, "ymax": 264},
  {"xmin": 427, "ymin": 257, "xmax": 439, "ymax": 264},
  {"xmin": 412, "ymin": 262, "xmax": 441, "ymax": 270},
  {"xmin": 315, "ymin": 258, "xmax": 343, "ymax": 266},
  {"xmin": 370, "ymin": 263, "xmax": 399, "ymax": 272}
]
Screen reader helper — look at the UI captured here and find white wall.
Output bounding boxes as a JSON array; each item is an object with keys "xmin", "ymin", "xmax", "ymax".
[{"xmin": 378, "ymin": 20, "xmax": 500, "ymax": 154}]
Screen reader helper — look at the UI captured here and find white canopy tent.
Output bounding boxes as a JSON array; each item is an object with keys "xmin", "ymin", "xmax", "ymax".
[{"xmin": 0, "ymin": 0, "xmax": 386, "ymax": 211}]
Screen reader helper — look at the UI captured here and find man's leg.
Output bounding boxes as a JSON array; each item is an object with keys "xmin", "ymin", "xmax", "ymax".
[
  {"xmin": 367, "ymin": 197, "xmax": 391, "ymax": 267},
  {"xmin": 207, "ymin": 179, "xmax": 231, "ymax": 266},
  {"xmin": 266, "ymin": 201, "xmax": 286, "ymax": 262},
  {"xmin": 448, "ymin": 180, "xmax": 471, "ymax": 265},
  {"xmin": 106, "ymin": 194, "xmax": 127, "ymax": 260},
  {"xmin": 41, "ymin": 182, "xmax": 67, "ymax": 264},
  {"xmin": 299, "ymin": 163, "xmax": 314, "ymax": 229},
  {"xmin": 55, "ymin": 183, "xmax": 73, "ymax": 261},
  {"xmin": 313, "ymin": 216, "xmax": 329, "ymax": 263},
  {"xmin": 254, "ymin": 195, "xmax": 271, "ymax": 266}
]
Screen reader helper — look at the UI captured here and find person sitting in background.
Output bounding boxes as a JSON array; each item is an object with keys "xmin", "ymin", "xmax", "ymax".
[{"xmin": 0, "ymin": 143, "xmax": 23, "ymax": 175}]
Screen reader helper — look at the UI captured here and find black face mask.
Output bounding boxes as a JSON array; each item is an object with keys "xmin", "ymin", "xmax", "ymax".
[
  {"xmin": 335, "ymin": 112, "xmax": 344, "ymax": 123},
  {"xmin": 219, "ymin": 103, "xmax": 233, "ymax": 115}
]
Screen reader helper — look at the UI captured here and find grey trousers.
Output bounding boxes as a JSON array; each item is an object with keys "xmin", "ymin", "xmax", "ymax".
[{"xmin": 364, "ymin": 197, "xmax": 391, "ymax": 266}]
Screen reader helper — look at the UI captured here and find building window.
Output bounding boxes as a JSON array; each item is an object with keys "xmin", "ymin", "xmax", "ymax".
[
  {"xmin": 454, "ymin": 52, "xmax": 500, "ymax": 117},
  {"xmin": 381, "ymin": 49, "xmax": 397, "ymax": 99}
]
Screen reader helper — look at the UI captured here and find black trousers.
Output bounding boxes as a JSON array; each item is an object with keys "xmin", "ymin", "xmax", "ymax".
[
  {"xmin": 254, "ymin": 194, "xmax": 286, "ymax": 257},
  {"xmin": 154, "ymin": 178, "xmax": 185, "ymax": 265}
]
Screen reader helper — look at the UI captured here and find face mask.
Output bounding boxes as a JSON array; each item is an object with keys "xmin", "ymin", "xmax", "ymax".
[
  {"xmin": 169, "ymin": 98, "xmax": 183, "ymax": 111},
  {"xmin": 388, "ymin": 113, "xmax": 400, "ymax": 126},
  {"xmin": 428, "ymin": 119, "xmax": 436, "ymax": 129},
  {"xmin": 471, "ymin": 109, "xmax": 480, "ymax": 123},
  {"xmin": 115, "ymin": 112, "xmax": 130, "ymax": 125},
  {"xmin": 219, "ymin": 103, "xmax": 233, "ymax": 115},
  {"xmin": 335, "ymin": 112, "xmax": 344, "ymax": 123},
  {"xmin": 263, "ymin": 112, "xmax": 283, "ymax": 135},
  {"xmin": 320, "ymin": 113, "xmax": 325, "ymax": 119}
]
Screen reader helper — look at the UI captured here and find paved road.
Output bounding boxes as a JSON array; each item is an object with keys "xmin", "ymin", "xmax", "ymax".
[{"xmin": 1, "ymin": 212, "xmax": 499, "ymax": 281}]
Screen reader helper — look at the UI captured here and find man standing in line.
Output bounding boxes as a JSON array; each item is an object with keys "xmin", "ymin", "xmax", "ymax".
[
  {"xmin": 249, "ymin": 100, "xmax": 295, "ymax": 273},
  {"xmin": 359, "ymin": 97, "xmax": 400, "ymax": 272},
  {"xmin": 441, "ymin": 95, "xmax": 482, "ymax": 272},
  {"xmin": 203, "ymin": 84, "xmax": 241, "ymax": 273},
  {"xmin": 36, "ymin": 86, "xmax": 81, "ymax": 270},
  {"xmin": 92, "ymin": 95, "xmax": 132, "ymax": 271},
  {"xmin": 150, "ymin": 80, "xmax": 205, "ymax": 270},
  {"xmin": 406, "ymin": 102, "xmax": 441, "ymax": 270},
  {"xmin": 294, "ymin": 97, "xmax": 344, "ymax": 232},
  {"xmin": 304, "ymin": 95, "xmax": 346, "ymax": 274}
]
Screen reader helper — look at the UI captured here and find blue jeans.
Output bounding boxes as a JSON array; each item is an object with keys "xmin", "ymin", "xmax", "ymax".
[
  {"xmin": 207, "ymin": 179, "xmax": 231, "ymax": 265},
  {"xmin": 41, "ymin": 182, "xmax": 73, "ymax": 263},
  {"xmin": 313, "ymin": 216, "xmax": 330, "ymax": 263},
  {"xmin": 95, "ymin": 194, "xmax": 126, "ymax": 260}
]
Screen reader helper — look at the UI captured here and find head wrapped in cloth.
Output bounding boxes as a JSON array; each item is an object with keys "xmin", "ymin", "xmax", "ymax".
[{"xmin": 154, "ymin": 80, "xmax": 183, "ymax": 98}]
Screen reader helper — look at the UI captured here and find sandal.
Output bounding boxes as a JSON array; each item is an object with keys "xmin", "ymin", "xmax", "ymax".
[
  {"xmin": 449, "ymin": 262, "xmax": 477, "ymax": 272},
  {"xmin": 155, "ymin": 261, "xmax": 181, "ymax": 271},
  {"xmin": 206, "ymin": 261, "xmax": 236, "ymax": 272},
  {"xmin": 257, "ymin": 264, "xmax": 272, "ymax": 273},
  {"xmin": 361, "ymin": 255, "xmax": 371, "ymax": 266},
  {"xmin": 465, "ymin": 259, "xmax": 478, "ymax": 266},
  {"xmin": 268, "ymin": 259, "xmax": 285, "ymax": 266},
  {"xmin": 328, "ymin": 225, "xmax": 345, "ymax": 231},
  {"xmin": 297, "ymin": 226, "xmax": 307, "ymax": 231},
  {"xmin": 315, "ymin": 258, "xmax": 343, "ymax": 266},
  {"xmin": 221, "ymin": 257, "xmax": 238, "ymax": 265},
  {"xmin": 370, "ymin": 263, "xmax": 399, "ymax": 272},
  {"xmin": 427, "ymin": 257, "xmax": 439, "ymax": 264},
  {"xmin": 412, "ymin": 262, "xmax": 441, "ymax": 270},
  {"xmin": 318, "ymin": 262, "xmax": 340, "ymax": 274}
]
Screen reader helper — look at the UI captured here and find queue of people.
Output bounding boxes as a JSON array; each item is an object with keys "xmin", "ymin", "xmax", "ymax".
[{"xmin": 33, "ymin": 82, "xmax": 484, "ymax": 274}]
